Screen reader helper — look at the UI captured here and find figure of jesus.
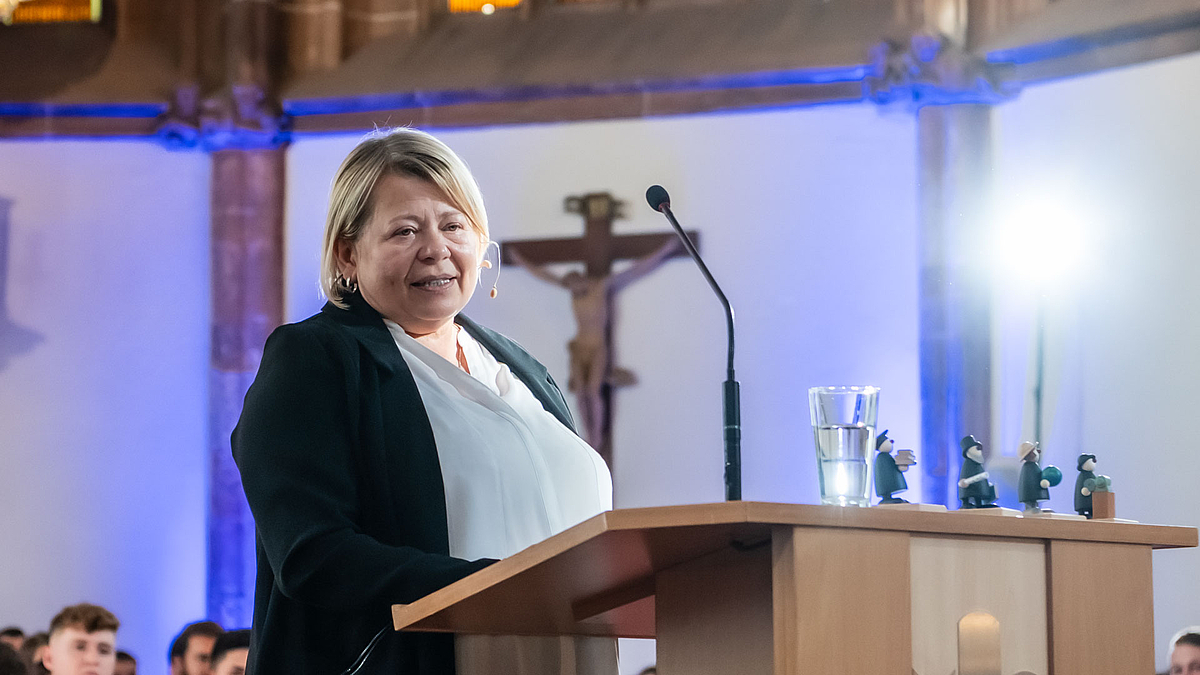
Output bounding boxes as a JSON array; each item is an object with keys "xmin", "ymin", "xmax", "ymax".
[{"xmin": 509, "ymin": 237, "xmax": 682, "ymax": 450}]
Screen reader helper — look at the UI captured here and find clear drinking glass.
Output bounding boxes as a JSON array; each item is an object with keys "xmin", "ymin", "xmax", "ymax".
[{"xmin": 808, "ymin": 386, "xmax": 880, "ymax": 507}]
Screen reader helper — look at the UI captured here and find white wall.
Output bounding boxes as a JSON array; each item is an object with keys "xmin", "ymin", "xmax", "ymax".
[
  {"xmin": 0, "ymin": 140, "xmax": 211, "ymax": 673},
  {"xmin": 10, "ymin": 51, "xmax": 1195, "ymax": 674},
  {"xmin": 287, "ymin": 106, "xmax": 922, "ymax": 508},
  {"xmin": 287, "ymin": 105, "xmax": 921, "ymax": 674},
  {"xmin": 288, "ymin": 64, "xmax": 1200, "ymax": 670},
  {"xmin": 994, "ymin": 51, "xmax": 1200, "ymax": 669}
]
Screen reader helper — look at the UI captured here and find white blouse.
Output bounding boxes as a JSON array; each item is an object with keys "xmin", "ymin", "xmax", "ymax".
[{"xmin": 385, "ymin": 321, "xmax": 617, "ymax": 675}]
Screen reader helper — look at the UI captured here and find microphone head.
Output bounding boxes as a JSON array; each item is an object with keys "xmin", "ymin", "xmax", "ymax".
[{"xmin": 645, "ymin": 185, "xmax": 671, "ymax": 212}]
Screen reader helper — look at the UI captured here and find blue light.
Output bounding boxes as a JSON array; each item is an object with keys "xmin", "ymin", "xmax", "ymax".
[
  {"xmin": 283, "ymin": 66, "xmax": 871, "ymax": 117},
  {"xmin": 0, "ymin": 102, "xmax": 167, "ymax": 117},
  {"xmin": 986, "ymin": 13, "xmax": 1200, "ymax": 69}
]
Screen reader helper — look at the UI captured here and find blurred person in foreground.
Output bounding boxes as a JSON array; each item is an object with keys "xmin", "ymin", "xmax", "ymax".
[
  {"xmin": 168, "ymin": 622, "xmax": 222, "ymax": 675},
  {"xmin": 113, "ymin": 652, "xmax": 135, "ymax": 675},
  {"xmin": 0, "ymin": 643, "xmax": 28, "ymax": 675},
  {"xmin": 42, "ymin": 603, "xmax": 118, "ymax": 675},
  {"xmin": 1171, "ymin": 627, "xmax": 1200, "ymax": 675},
  {"xmin": 0, "ymin": 629, "xmax": 23, "ymax": 652},
  {"xmin": 234, "ymin": 128, "xmax": 614, "ymax": 675},
  {"xmin": 208, "ymin": 631, "xmax": 248, "ymax": 675},
  {"xmin": 19, "ymin": 632, "xmax": 48, "ymax": 675}
]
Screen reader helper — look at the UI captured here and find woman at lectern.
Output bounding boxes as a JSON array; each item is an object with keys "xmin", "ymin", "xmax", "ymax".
[{"xmin": 233, "ymin": 128, "xmax": 615, "ymax": 675}]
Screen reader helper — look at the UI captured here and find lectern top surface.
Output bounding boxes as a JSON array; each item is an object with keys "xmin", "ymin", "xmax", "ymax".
[
  {"xmin": 391, "ymin": 501, "xmax": 1196, "ymax": 638},
  {"xmin": 605, "ymin": 501, "xmax": 1196, "ymax": 545}
]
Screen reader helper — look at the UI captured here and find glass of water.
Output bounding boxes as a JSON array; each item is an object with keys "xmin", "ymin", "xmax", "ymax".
[{"xmin": 808, "ymin": 386, "xmax": 880, "ymax": 507}]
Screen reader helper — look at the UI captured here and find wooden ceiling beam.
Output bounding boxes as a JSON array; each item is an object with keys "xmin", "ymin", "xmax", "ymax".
[
  {"xmin": 0, "ymin": 113, "xmax": 164, "ymax": 137},
  {"xmin": 343, "ymin": 0, "xmax": 429, "ymax": 57},
  {"xmin": 4, "ymin": 0, "xmax": 1200, "ymax": 139},
  {"xmin": 277, "ymin": 0, "xmax": 343, "ymax": 81},
  {"xmin": 287, "ymin": 80, "xmax": 863, "ymax": 132},
  {"xmin": 977, "ymin": 0, "xmax": 1200, "ymax": 84},
  {"xmin": 1000, "ymin": 19, "xmax": 1200, "ymax": 84},
  {"xmin": 976, "ymin": 0, "xmax": 1200, "ymax": 56}
]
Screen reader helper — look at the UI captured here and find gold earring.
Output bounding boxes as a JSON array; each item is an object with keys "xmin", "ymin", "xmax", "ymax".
[{"xmin": 335, "ymin": 272, "xmax": 358, "ymax": 294}]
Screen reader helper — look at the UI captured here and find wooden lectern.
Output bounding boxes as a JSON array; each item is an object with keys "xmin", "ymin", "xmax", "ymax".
[{"xmin": 392, "ymin": 502, "xmax": 1196, "ymax": 675}]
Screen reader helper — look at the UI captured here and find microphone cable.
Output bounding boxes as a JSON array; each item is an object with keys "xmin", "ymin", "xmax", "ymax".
[{"xmin": 339, "ymin": 625, "xmax": 389, "ymax": 675}]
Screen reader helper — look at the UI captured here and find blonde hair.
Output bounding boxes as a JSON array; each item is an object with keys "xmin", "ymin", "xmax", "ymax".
[{"xmin": 320, "ymin": 128, "xmax": 489, "ymax": 308}]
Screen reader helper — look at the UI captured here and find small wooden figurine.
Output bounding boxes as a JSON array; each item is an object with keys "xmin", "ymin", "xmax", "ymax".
[
  {"xmin": 1074, "ymin": 453, "xmax": 1097, "ymax": 518},
  {"xmin": 1017, "ymin": 441, "xmax": 1061, "ymax": 513},
  {"xmin": 1087, "ymin": 473, "xmax": 1116, "ymax": 519},
  {"xmin": 873, "ymin": 430, "xmax": 915, "ymax": 504},
  {"xmin": 957, "ymin": 435, "xmax": 997, "ymax": 509}
]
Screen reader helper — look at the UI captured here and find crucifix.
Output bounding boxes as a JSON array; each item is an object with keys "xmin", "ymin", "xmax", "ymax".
[{"xmin": 501, "ymin": 192, "xmax": 698, "ymax": 470}]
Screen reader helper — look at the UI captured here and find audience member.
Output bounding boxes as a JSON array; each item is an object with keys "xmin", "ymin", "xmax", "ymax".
[
  {"xmin": 168, "ymin": 622, "xmax": 222, "ymax": 675},
  {"xmin": 42, "ymin": 603, "xmax": 119, "ymax": 675},
  {"xmin": 0, "ymin": 629, "xmax": 23, "ymax": 652},
  {"xmin": 0, "ymin": 643, "xmax": 28, "ymax": 675},
  {"xmin": 1171, "ymin": 627, "xmax": 1200, "ymax": 675},
  {"xmin": 113, "ymin": 651, "xmax": 136, "ymax": 675},
  {"xmin": 18, "ymin": 633, "xmax": 48, "ymax": 675},
  {"xmin": 207, "ymin": 631, "xmax": 248, "ymax": 675}
]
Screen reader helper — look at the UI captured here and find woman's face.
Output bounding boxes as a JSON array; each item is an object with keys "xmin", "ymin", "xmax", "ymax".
[{"xmin": 339, "ymin": 173, "xmax": 483, "ymax": 333}]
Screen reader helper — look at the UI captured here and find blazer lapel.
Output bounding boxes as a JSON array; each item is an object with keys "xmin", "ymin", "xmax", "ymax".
[
  {"xmin": 321, "ymin": 297, "xmax": 450, "ymax": 553},
  {"xmin": 321, "ymin": 297, "xmax": 406, "ymax": 375}
]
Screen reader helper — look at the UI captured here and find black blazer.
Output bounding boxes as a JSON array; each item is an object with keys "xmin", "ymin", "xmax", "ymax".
[{"xmin": 232, "ymin": 295, "xmax": 575, "ymax": 675}]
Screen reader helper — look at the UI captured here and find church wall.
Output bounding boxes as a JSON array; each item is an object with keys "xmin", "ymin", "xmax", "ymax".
[
  {"xmin": 287, "ymin": 105, "xmax": 920, "ymax": 673},
  {"xmin": 0, "ymin": 141, "xmax": 211, "ymax": 670},
  {"xmin": 0, "ymin": 35, "xmax": 1194, "ymax": 675},
  {"xmin": 993, "ymin": 50, "xmax": 1200, "ymax": 669},
  {"xmin": 287, "ymin": 105, "xmax": 921, "ymax": 509},
  {"xmin": 2, "ymin": 48, "xmax": 1194, "ymax": 675}
]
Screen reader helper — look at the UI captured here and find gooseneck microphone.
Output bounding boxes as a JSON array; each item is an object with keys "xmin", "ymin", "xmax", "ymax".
[{"xmin": 646, "ymin": 185, "xmax": 742, "ymax": 502}]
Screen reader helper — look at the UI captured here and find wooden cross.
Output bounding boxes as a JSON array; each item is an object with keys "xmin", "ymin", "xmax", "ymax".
[
  {"xmin": 501, "ymin": 192, "xmax": 696, "ymax": 276},
  {"xmin": 500, "ymin": 192, "xmax": 698, "ymax": 471}
]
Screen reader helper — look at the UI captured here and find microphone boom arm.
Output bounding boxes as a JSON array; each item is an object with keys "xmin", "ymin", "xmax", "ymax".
[
  {"xmin": 659, "ymin": 206, "xmax": 735, "ymax": 381},
  {"xmin": 653, "ymin": 196, "xmax": 742, "ymax": 502}
]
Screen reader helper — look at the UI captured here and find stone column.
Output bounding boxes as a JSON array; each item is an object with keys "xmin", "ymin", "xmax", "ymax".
[
  {"xmin": 206, "ymin": 0, "xmax": 289, "ymax": 628},
  {"xmin": 916, "ymin": 104, "xmax": 995, "ymax": 507},
  {"xmin": 207, "ymin": 148, "xmax": 286, "ymax": 628},
  {"xmin": 867, "ymin": 0, "xmax": 1017, "ymax": 505}
]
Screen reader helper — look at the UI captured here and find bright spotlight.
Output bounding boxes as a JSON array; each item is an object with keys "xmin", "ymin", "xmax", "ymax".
[
  {"xmin": 992, "ymin": 197, "xmax": 1088, "ymax": 290},
  {"xmin": 480, "ymin": 3, "xmax": 495, "ymax": 13}
]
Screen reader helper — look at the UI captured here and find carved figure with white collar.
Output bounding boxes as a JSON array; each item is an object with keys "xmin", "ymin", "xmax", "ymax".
[{"xmin": 957, "ymin": 435, "xmax": 997, "ymax": 509}]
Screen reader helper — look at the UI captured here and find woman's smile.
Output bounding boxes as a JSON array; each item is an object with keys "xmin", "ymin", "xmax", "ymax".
[
  {"xmin": 339, "ymin": 172, "xmax": 484, "ymax": 334},
  {"xmin": 410, "ymin": 274, "xmax": 456, "ymax": 289}
]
